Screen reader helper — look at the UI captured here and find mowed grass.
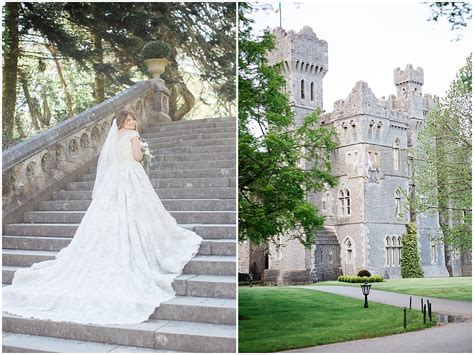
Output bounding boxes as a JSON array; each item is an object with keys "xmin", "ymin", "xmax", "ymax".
[
  {"xmin": 316, "ymin": 277, "xmax": 472, "ymax": 302},
  {"xmin": 239, "ymin": 287, "xmax": 435, "ymax": 353}
]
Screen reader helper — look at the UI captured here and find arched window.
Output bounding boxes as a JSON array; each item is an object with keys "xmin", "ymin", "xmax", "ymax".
[
  {"xmin": 310, "ymin": 82, "xmax": 314, "ymax": 101},
  {"xmin": 395, "ymin": 190, "xmax": 402, "ymax": 215},
  {"xmin": 392, "ymin": 236, "xmax": 397, "ymax": 266},
  {"xmin": 385, "ymin": 237, "xmax": 390, "ymax": 266},
  {"xmin": 345, "ymin": 189, "xmax": 351, "ymax": 215},
  {"xmin": 394, "ymin": 139, "xmax": 400, "ymax": 170},
  {"xmin": 301, "ymin": 79, "xmax": 305, "ymax": 99},
  {"xmin": 345, "ymin": 238, "xmax": 353, "ymax": 263},
  {"xmin": 397, "ymin": 236, "xmax": 402, "ymax": 266},
  {"xmin": 338, "ymin": 188, "xmax": 351, "ymax": 216},
  {"xmin": 431, "ymin": 242, "xmax": 437, "ymax": 264}
]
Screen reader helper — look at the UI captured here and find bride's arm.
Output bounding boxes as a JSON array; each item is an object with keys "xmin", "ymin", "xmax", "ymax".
[{"xmin": 131, "ymin": 136, "xmax": 144, "ymax": 161}]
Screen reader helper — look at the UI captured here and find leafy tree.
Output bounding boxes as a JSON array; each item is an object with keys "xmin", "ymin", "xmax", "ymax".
[
  {"xmin": 2, "ymin": 3, "xmax": 236, "ymax": 148},
  {"xmin": 427, "ymin": 2, "xmax": 472, "ymax": 31},
  {"xmin": 401, "ymin": 223, "xmax": 424, "ymax": 278},
  {"xmin": 411, "ymin": 54, "xmax": 472, "ymax": 252},
  {"xmin": 238, "ymin": 4, "xmax": 337, "ymax": 247}
]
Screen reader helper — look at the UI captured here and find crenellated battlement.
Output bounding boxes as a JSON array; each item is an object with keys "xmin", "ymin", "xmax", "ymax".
[
  {"xmin": 394, "ymin": 64, "xmax": 424, "ymax": 86},
  {"xmin": 269, "ymin": 26, "xmax": 328, "ymax": 76}
]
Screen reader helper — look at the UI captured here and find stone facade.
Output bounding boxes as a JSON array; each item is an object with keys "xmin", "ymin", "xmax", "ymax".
[{"xmin": 238, "ymin": 26, "xmax": 455, "ymax": 283}]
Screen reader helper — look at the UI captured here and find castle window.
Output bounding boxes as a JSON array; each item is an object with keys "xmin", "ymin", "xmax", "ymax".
[
  {"xmin": 395, "ymin": 190, "xmax": 402, "ymax": 215},
  {"xmin": 392, "ymin": 236, "xmax": 398, "ymax": 266},
  {"xmin": 344, "ymin": 238, "xmax": 353, "ymax": 264},
  {"xmin": 310, "ymin": 82, "xmax": 314, "ymax": 101},
  {"xmin": 338, "ymin": 188, "xmax": 351, "ymax": 216},
  {"xmin": 397, "ymin": 236, "xmax": 402, "ymax": 266},
  {"xmin": 385, "ymin": 237, "xmax": 391, "ymax": 266},
  {"xmin": 394, "ymin": 139, "xmax": 401, "ymax": 170},
  {"xmin": 431, "ymin": 242, "xmax": 437, "ymax": 264},
  {"xmin": 301, "ymin": 79, "xmax": 305, "ymax": 99}
]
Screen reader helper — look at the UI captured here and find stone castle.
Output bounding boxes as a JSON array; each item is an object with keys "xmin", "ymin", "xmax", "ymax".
[{"xmin": 239, "ymin": 26, "xmax": 469, "ymax": 284}]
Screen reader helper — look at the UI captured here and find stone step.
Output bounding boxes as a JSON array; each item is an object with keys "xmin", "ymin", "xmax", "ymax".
[
  {"xmin": 23, "ymin": 210, "xmax": 236, "ymax": 224},
  {"xmin": 144, "ymin": 132, "xmax": 235, "ymax": 143},
  {"xmin": 2, "ymin": 332, "xmax": 169, "ymax": 353},
  {"xmin": 151, "ymin": 160, "xmax": 235, "ymax": 170},
  {"xmin": 173, "ymin": 274, "xmax": 235, "ymax": 299},
  {"xmin": 147, "ymin": 117, "xmax": 233, "ymax": 128},
  {"xmin": 2, "ymin": 314, "xmax": 236, "ymax": 352},
  {"xmin": 151, "ymin": 296, "xmax": 235, "ymax": 325},
  {"xmin": 183, "ymin": 255, "xmax": 235, "ymax": 276},
  {"xmin": 66, "ymin": 177, "xmax": 236, "ymax": 191},
  {"xmin": 3, "ymin": 237, "xmax": 235, "ymax": 255},
  {"xmin": 54, "ymin": 187, "xmax": 236, "ymax": 200},
  {"xmin": 146, "ymin": 120, "xmax": 235, "ymax": 132},
  {"xmin": 153, "ymin": 152, "xmax": 236, "ymax": 163},
  {"xmin": 80, "ymin": 167, "xmax": 236, "ymax": 182},
  {"xmin": 41, "ymin": 198, "xmax": 236, "ymax": 212},
  {"xmin": 150, "ymin": 144, "xmax": 235, "ymax": 155},
  {"xmin": 3, "ymin": 251, "xmax": 236, "ymax": 274},
  {"xmin": 141, "ymin": 127, "xmax": 235, "ymax": 139},
  {"xmin": 3, "ymin": 268, "xmax": 236, "ymax": 300},
  {"xmin": 4, "ymin": 223, "xmax": 236, "ymax": 239},
  {"xmin": 147, "ymin": 137, "xmax": 236, "ymax": 150}
]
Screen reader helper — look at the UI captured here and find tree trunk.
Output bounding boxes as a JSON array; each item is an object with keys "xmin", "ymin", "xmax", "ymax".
[
  {"xmin": 18, "ymin": 69, "xmax": 42, "ymax": 130},
  {"xmin": 47, "ymin": 45, "xmax": 74, "ymax": 117},
  {"xmin": 2, "ymin": 2, "xmax": 20, "ymax": 147},
  {"xmin": 42, "ymin": 93, "xmax": 51, "ymax": 127},
  {"xmin": 174, "ymin": 82, "xmax": 195, "ymax": 121},
  {"xmin": 93, "ymin": 32, "xmax": 105, "ymax": 103}
]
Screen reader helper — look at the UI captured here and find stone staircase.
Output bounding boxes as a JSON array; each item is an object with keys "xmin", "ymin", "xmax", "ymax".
[{"xmin": 2, "ymin": 117, "xmax": 237, "ymax": 353}]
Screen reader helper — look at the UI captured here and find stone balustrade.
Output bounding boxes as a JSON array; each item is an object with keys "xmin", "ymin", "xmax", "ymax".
[{"xmin": 2, "ymin": 78, "xmax": 170, "ymax": 225}]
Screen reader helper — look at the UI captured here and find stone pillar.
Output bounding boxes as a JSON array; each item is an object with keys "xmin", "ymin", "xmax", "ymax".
[{"xmin": 151, "ymin": 78, "xmax": 171, "ymax": 122}]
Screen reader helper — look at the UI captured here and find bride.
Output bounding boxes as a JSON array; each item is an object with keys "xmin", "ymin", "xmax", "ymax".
[{"xmin": 3, "ymin": 110, "xmax": 203, "ymax": 325}]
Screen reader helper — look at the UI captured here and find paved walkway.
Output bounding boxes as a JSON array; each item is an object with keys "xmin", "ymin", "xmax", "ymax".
[
  {"xmin": 298, "ymin": 285, "xmax": 472, "ymax": 317},
  {"xmin": 280, "ymin": 286, "xmax": 472, "ymax": 353}
]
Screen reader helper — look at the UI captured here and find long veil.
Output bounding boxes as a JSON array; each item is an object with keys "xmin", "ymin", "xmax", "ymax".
[{"xmin": 92, "ymin": 118, "xmax": 119, "ymax": 199}]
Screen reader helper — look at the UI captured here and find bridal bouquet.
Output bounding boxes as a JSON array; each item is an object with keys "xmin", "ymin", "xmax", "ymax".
[{"xmin": 139, "ymin": 139, "xmax": 154, "ymax": 173}]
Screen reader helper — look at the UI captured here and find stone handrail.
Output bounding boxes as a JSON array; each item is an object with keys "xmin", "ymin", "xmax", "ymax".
[{"xmin": 2, "ymin": 78, "xmax": 170, "ymax": 225}]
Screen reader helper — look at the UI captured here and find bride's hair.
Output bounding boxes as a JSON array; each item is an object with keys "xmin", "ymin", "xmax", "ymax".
[{"xmin": 116, "ymin": 110, "xmax": 138, "ymax": 130}]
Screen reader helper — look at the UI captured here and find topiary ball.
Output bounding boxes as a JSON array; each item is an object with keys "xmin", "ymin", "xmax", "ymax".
[
  {"xmin": 357, "ymin": 269, "xmax": 371, "ymax": 277},
  {"xmin": 141, "ymin": 41, "xmax": 171, "ymax": 60}
]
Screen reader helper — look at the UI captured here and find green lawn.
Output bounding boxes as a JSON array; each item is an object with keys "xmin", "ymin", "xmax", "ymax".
[
  {"xmin": 315, "ymin": 277, "xmax": 472, "ymax": 302},
  {"xmin": 239, "ymin": 287, "xmax": 436, "ymax": 353}
]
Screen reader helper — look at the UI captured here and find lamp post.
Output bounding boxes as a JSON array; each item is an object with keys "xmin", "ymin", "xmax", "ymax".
[{"xmin": 361, "ymin": 281, "xmax": 372, "ymax": 308}]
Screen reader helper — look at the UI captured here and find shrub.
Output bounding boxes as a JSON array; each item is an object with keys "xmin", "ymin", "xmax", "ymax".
[
  {"xmin": 141, "ymin": 41, "xmax": 171, "ymax": 60},
  {"xmin": 361, "ymin": 276, "xmax": 370, "ymax": 283},
  {"xmin": 355, "ymin": 276, "xmax": 362, "ymax": 283},
  {"xmin": 372, "ymin": 274, "xmax": 384, "ymax": 282},
  {"xmin": 357, "ymin": 269, "xmax": 371, "ymax": 277},
  {"xmin": 337, "ymin": 275, "xmax": 343, "ymax": 282},
  {"xmin": 401, "ymin": 223, "xmax": 424, "ymax": 278}
]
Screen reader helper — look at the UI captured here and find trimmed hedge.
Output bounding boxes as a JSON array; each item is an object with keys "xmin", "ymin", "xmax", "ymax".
[
  {"xmin": 401, "ymin": 223, "xmax": 424, "ymax": 278},
  {"xmin": 337, "ymin": 274, "xmax": 384, "ymax": 283}
]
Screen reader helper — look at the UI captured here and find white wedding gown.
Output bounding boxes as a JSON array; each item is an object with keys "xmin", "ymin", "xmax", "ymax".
[{"xmin": 3, "ymin": 129, "xmax": 203, "ymax": 325}]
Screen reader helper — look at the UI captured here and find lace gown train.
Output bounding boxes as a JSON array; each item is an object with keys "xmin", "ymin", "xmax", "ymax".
[{"xmin": 2, "ymin": 129, "xmax": 203, "ymax": 324}]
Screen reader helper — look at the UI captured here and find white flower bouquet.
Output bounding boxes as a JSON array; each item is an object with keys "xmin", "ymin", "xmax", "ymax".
[{"xmin": 139, "ymin": 139, "xmax": 154, "ymax": 173}]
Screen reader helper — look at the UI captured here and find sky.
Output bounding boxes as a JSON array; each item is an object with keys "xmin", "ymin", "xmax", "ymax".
[{"xmin": 249, "ymin": 1, "xmax": 473, "ymax": 112}]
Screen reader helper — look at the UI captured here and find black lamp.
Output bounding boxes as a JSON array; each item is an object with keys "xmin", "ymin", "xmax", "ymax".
[{"xmin": 361, "ymin": 281, "xmax": 372, "ymax": 308}]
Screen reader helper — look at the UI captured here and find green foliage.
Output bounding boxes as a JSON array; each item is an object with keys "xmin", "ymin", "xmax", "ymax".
[
  {"xmin": 238, "ymin": 4, "xmax": 337, "ymax": 247},
  {"xmin": 141, "ymin": 41, "xmax": 171, "ymax": 60},
  {"xmin": 357, "ymin": 269, "xmax": 371, "ymax": 277},
  {"xmin": 401, "ymin": 223, "xmax": 424, "ymax": 278},
  {"xmin": 411, "ymin": 54, "xmax": 472, "ymax": 251},
  {"xmin": 338, "ymin": 274, "xmax": 383, "ymax": 283},
  {"xmin": 427, "ymin": 2, "xmax": 472, "ymax": 31}
]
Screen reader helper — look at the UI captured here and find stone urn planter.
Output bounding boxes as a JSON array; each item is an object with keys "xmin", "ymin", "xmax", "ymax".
[
  {"xmin": 143, "ymin": 58, "xmax": 170, "ymax": 78},
  {"xmin": 141, "ymin": 40, "xmax": 171, "ymax": 79}
]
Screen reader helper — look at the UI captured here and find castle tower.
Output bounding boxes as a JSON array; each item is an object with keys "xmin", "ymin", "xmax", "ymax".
[
  {"xmin": 393, "ymin": 64, "xmax": 425, "ymax": 147},
  {"xmin": 267, "ymin": 26, "xmax": 328, "ymax": 125}
]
